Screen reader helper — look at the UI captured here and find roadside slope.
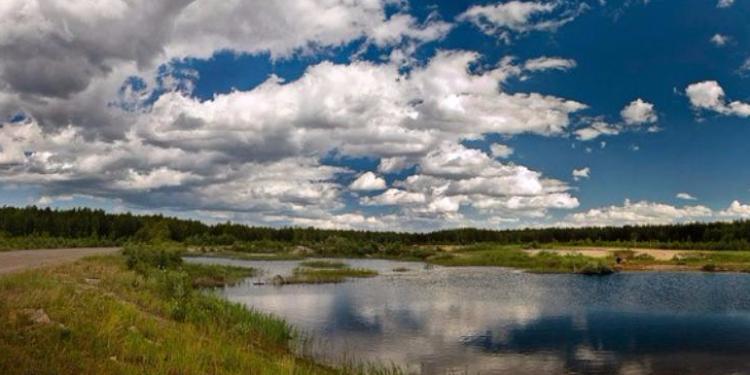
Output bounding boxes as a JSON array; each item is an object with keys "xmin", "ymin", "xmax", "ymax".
[{"xmin": 0, "ymin": 254, "xmax": 341, "ymax": 375}]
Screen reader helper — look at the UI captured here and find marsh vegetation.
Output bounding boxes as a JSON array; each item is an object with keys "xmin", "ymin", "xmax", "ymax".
[{"xmin": 284, "ymin": 267, "xmax": 379, "ymax": 284}]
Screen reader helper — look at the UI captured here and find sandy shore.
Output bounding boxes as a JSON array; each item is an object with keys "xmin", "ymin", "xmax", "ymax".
[{"xmin": 524, "ymin": 247, "xmax": 684, "ymax": 261}]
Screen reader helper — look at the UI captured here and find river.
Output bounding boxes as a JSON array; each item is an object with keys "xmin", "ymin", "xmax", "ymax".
[{"xmin": 187, "ymin": 256, "xmax": 750, "ymax": 375}]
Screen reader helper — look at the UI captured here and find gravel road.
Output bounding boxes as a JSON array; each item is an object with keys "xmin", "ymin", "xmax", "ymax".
[{"xmin": 0, "ymin": 248, "xmax": 121, "ymax": 275}]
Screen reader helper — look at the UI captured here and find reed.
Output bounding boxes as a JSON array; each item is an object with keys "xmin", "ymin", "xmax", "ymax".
[{"xmin": 299, "ymin": 260, "xmax": 349, "ymax": 269}]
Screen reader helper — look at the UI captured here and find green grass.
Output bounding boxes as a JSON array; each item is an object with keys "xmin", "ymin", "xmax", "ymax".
[
  {"xmin": 0, "ymin": 256, "xmax": 332, "ymax": 374},
  {"xmin": 299, "ymin": 260, "xmax": 349, "ymax": 269},
  {"xmin": 672, "ymin": 251, "xmax": 750, "ymax": 264},
  {"xmin": 665, "ymin": 251, "xmax": 750, "ymax": 272},
  {"xmin": 0, "ymin": 246, "xmax": 404, "ymax": 374},
  {"xmin": 282, "ymin": 267, "xmax": 379, "ymax": 284},
  {"xmin": 428, "ymin": 245, "xmax": 615, "ymax": 275}
]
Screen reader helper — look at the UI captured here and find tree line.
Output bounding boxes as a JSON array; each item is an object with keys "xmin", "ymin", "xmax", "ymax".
[{"xmin": 2, "ymin": 206, "xmax": 750, "ymax": 249}]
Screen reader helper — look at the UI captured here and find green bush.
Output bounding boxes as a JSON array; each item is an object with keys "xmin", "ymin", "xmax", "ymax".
[
  {"xmin": 122, "ymin": 243, "xmax": 184, "ymax": 273},
  {"xmin": 577, "ymin": 261, "xmax": 615, "ymax": 276}
]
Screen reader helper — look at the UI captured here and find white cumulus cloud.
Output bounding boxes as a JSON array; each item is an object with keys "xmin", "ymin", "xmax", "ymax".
[
  {"xmin": 0, "ymin": 48, "xmax": 592, "ymax": 229},
  {"xmin": 364, "ymin": 142, "xmax": 579, "ymax": 219},
  {"xmin": 575, "ymin": 121, "xmax": 620, "ymax": 141},
  {"xmin": 523, "ymin": 57, "xmax": 577, "ymax": 71},
  {"xmin": 350, "ymin": 172, "xmax": 387, "ymax": 191},
  {"xmin": 458, "ymin": 1, "xmax": 587, "ymax": 42},
  {"xmin": 621, "ymin": 98, "xmax": 658, "ymax": 125},
  {"xmin": 572, "ymin": 167, "xmax": 590, "ymax": 181},
  {"xmin": 686, "ymin": 81, "xmax": 750, "ymax": 117},
  {"xmin": 720, "ymin": 200, "xmax": 750, "ymax": 218},
  {"xmin": 490, "ymin": 143, "xmax": 514, "ymax": 159},
  {"xmin": 564, "ymin": 199, "xmax": 714, "ymax": 227},
  {"xmin": 676, "ymin": 193, "xmax": 697, "ymax": 201}
]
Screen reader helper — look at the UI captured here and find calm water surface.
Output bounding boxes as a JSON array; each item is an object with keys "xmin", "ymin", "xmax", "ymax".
[{"xmin": 187, "ymin": 257, "xmax": 750, "ymax": 375}]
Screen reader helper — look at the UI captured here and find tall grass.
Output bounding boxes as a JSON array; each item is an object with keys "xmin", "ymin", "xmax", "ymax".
[{"xmin": 0, "ymin": 256, "xmax": 333, "ymax": 374}]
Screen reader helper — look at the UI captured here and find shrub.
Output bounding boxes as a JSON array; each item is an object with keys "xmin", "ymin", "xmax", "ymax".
[
  {"xmin": 702, "ymin": 263, "xmax": 718, "ymax": 272},
  {"xmin": 123, "ymin": 243, "xmax": 183, "ymax": 273},
  {"xmin": 613, "ymin": 250, "xmax": 636, "ymax": 260},
  {"xmin": 577, "ymin": 261, "xmax": 615, "ymax": 276},
  {"xmin": 525, "ymin": 241, "xmax": 541, "ymax": 250}
]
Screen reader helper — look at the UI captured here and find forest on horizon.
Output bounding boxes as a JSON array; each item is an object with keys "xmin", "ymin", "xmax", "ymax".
[{"xmin": 2, "ymin": 206, "xmax": 750, "ymax": 251}]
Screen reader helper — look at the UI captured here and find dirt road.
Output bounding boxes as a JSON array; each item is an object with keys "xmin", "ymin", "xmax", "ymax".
[{"xmin": 0, "ymin": 248, "xmax": 121, "ymax": 275}]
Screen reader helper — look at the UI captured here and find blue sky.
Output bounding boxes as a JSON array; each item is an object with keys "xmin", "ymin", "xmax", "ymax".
[{"xmin": 1, "ymin": 0, "xmax": 750, "ymax": 230}]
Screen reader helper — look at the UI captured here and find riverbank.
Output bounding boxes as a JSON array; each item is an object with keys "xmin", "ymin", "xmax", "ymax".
[
  {"xmin": 0, "ymin": 249, "xmax": 401, "ymax": 375},
  {"xmin": 434, "ymin": 244, "xmax": 750, "ymax": 273},
  {"xmin": 524, "ymin": 246, "xmax": 750, "ymax": 272},
  {"xmin": 186, "ymin": 244, "xmax": 750, "ymax": 275},
  {"xmin": 187, "ymin": 245, "xmax": 616, "ymax": 275}
]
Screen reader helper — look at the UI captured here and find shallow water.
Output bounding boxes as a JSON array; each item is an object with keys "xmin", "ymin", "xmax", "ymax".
[{"xmin": 186, "ymin": 257, "xmax": 750, "ymax": 375}]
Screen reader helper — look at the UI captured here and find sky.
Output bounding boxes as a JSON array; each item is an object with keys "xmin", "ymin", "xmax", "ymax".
[{"xmin": 1, "ymin": 0, "xmax": 750, "ymax": 231}]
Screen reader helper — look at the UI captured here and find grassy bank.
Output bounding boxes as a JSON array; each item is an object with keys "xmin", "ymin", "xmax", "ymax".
[
  {"xmin": 470, "ymin": 245, "xmax": 750, "ymax": 273},
  {"xmin": 428, "ymin": 244, "xmax": 615, "ymax": 275},
  {"xmin": 602, "ymin": 248, "xmax": 750, "ymax": 272},
  {"xmin": 185, "ymin": 242, "xmax": 750, "ymax": 274},
  {"xmin": 0, "ymin": 245, "xmax": 401, "ymax": 374},
  {"xmin": 283, "ymin": 267, "xmax": 379, "ymax": 284}
]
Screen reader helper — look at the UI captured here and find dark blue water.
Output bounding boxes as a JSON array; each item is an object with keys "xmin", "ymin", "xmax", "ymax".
[{"xmin": 187, "ymin": 257, "xmax": 750, "ymax": 375}]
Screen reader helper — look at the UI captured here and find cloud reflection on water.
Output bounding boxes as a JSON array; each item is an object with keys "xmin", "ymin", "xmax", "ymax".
[{"xmin": 207, "ymin": 258, "xmax": 750, "ymax": 375}]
